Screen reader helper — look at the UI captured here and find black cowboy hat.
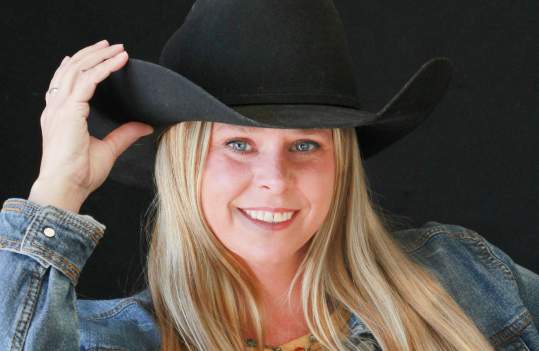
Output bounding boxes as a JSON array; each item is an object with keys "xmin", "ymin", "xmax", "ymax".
[{"xmin": 87, "ymin": 0, "xmax": 454, "ymax": 191}]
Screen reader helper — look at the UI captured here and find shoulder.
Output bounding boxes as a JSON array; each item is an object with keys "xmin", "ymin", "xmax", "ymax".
[
  {"xmin": 389, "ymin": 221, "xmax": 538, "ymax": 349},
  {"xmin": 391, "ymin": 221, "xmax": 518, "ymax": 279},
  {"xmin": 77, "ymin": 288, "xmax": 161, "ymax": 351},
  {"xmin": 389, "ymin": 221, "xmax": 520, "ymax": 300},
  {"xmin": 390, "ymin": 221, "xmax": 489, "ymax": 254}
]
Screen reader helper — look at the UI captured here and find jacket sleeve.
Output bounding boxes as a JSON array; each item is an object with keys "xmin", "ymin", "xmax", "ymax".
[
  {"xmin": 0, "ymin": 197, "xmax": 106, "ymax": 351},
  {"xmin": 482, "ymin": 236, "xmax": 539, "ymax": 329}
]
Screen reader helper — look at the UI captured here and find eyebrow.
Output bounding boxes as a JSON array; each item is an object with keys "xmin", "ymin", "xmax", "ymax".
[{"xmin": 216, "ymin": 125, "xmax": 328, "ymax": 135}]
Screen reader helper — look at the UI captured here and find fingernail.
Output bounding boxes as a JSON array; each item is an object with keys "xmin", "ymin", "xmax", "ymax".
[{"xmin": 97, "ymin": 39, "xmax": 109, "ymax": 45}]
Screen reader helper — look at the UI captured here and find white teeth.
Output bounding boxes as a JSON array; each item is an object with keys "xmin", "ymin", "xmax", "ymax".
[{"xmin": 243, "ymin": 210, "xmax": 294, "ymax": 223}]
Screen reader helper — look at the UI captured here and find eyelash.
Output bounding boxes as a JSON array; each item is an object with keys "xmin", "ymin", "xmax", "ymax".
[{"xmin": 225, "ymin": 139, "xmax": 320, "ymax": 154}]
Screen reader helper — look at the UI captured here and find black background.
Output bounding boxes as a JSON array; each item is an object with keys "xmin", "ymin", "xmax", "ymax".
[{"xmin": 0, "ymin": 0, "xmax": 537, "ymax": 299}]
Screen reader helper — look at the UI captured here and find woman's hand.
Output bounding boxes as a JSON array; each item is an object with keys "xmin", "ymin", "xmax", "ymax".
[{"xmin": 28, "ymin": 39, "xmax": 154, "ymax": 213}]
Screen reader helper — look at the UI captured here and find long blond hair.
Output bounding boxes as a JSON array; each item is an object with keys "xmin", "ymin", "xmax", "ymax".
[{"xmin": 141, "ymin": 121, "xmax": 494, "ymax": 350}]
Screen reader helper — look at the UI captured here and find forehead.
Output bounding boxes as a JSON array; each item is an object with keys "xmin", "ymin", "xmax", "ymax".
[{"xmin": 213, "ymin": 123, "xmax": 331, "ymax": 136}]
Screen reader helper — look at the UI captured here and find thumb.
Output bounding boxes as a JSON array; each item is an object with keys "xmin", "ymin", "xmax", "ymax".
[{"xmin": 102, "ymin": 122, "xmax": 154, "ymax": 159}]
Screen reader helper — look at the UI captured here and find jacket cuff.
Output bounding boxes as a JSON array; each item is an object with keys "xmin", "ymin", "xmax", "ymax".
[{"xmin": 0, "ymin": 197, "xmax": 106, "ymax": 286}]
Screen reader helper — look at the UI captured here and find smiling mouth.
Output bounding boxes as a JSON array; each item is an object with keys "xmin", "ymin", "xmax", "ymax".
[
  {"xmin": 237, "ymin": 207, "xmax": 299, "ymax": 219},
  {"xmin": 236, "ymin": 207, "xmax": 300, "ymax": 230}
]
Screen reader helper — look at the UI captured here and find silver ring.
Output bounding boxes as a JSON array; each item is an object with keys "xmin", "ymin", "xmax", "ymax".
[{"xmin": 47, "ymin": 87, "xmax": 60, "ymax": 94}]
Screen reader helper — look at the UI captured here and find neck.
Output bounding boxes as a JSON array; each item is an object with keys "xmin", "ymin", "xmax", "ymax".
[
  {"xmin": 248, "ymin": 248, "xmax": 306, "ymax": 308},
  {"xmin": 242, "ymin": 252, "xmax": 311, "ymax": 345}
]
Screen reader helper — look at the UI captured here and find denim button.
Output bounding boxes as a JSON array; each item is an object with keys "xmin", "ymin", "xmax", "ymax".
[{"xmin": 43, "ymin": 227, "xmax": 56, "ymax": 238}]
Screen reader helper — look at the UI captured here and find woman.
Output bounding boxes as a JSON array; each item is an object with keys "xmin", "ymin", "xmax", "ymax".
[{"xmin": 1, "ymin": 1, "xmax": 538, "ymax": 350}]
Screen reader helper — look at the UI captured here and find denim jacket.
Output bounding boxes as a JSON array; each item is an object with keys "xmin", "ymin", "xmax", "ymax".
[{"xmin": 0, "ymin": 197, "xmax": 537, "ymax": 351}]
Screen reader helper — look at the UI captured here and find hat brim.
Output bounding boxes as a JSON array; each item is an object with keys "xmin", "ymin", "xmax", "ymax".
[{"xmin": 88, "ymin": 57, "xmax": 453, "ymax": 191}]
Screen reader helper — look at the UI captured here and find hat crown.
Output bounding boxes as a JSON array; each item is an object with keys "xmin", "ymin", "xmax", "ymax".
[{"xmin": 158, "ymin": 0, "xmax": 361, "ymax": 108}]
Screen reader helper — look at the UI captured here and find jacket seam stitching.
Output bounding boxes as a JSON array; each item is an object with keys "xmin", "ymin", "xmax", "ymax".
[
  {"xmin": 20, "ymin": 242, "xmax": 79, "ymax": 285},
  {"xmin": 86, "ymin": 299, "xmax": 140, "ymax": 320},
  {"xmin": 406, "ymin": 225, "xmax": 516, "ymax": 281},
  {"xmin": 404, "ymin": 225, "xmax": 473, "ymax": 253},
  {"xmin": 461, "ymin": 228, "xmax": 515, "ymax": 281},
  {"xmin": 9, "ymin": 265, "xmax": 46, "ymax": 351},
  {"xmin": 0, "ymin": 237, "xmax": 22, "ymax": 250}
]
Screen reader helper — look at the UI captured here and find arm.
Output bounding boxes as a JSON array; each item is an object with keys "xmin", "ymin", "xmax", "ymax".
[
  {"xmin": 0, "ymin": 197, "xmax": 106, "ymax": 350},
  {"xmin": 482, "ymin": 237, "xmax": 539, "ymax": 328}
]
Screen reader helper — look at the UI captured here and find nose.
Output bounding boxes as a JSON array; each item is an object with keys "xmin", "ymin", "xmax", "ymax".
[{"xmin": 255, "ymin": 151, "xmax": 292, "ymax": 193}]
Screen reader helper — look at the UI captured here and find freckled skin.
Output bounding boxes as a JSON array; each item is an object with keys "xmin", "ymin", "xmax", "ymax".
[{"xmin": 200, "ymin": 122, "xmax": 336, "ymax": 267}]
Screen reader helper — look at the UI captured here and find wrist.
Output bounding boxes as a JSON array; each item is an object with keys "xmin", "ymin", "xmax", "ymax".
[{"xmin": 28, "ymin": 178, "xmax": 89, "ymax": 214}]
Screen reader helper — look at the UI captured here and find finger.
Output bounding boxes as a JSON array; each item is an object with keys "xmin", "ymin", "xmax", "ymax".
[
  {"xmin": 75, "ymin": 43, "xmax": 125, "ymax": 74},
  {"xmin": 48, "ymin": 39, "xmax": 108, "ymax": 91},
  {"xmin": 46, "ymin": 40, "xmax": 110, "ymax": 101},
  {"xmin": 69, "ymin": 39, "xmax": 110, "ymax": 64},
  {"xmin": 101, "ymin": 122, "xmax": 153, "ymax": 161},
  {"xmin": 70, "ymin": 50, "xmax": 129, "ymax": 104},
  {"xmin": 58, "ymin": 44, "xmax": 125, "ymax": 102}
]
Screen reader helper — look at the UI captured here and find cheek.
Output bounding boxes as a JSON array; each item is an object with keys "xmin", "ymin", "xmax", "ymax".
[
  {"xmin": 206, "ymin": 153, "xmax": 250, "ymax": 188},
  {"xmin": 303, "ymin": 156, "xmax": 335, "ymax": 190},
  {"xmin": 300, "ymin": 158, "xmax": 335, "ymax": 216},
  {"xmin": 201, "ymin": 153, "xmax": 249, "ymax": 217}
]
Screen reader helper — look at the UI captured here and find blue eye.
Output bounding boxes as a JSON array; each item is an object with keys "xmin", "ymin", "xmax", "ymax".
[
  {"xmin": 227, "ymin": 140, "xmax": 251, "ymax": 153},
  {"xmin": 225, "ymin": 139, "xmax": 319, "ymax": 154},
  {"xmin": 295, "ymin": 141, "xmax": 317, "ymax": 152}
]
